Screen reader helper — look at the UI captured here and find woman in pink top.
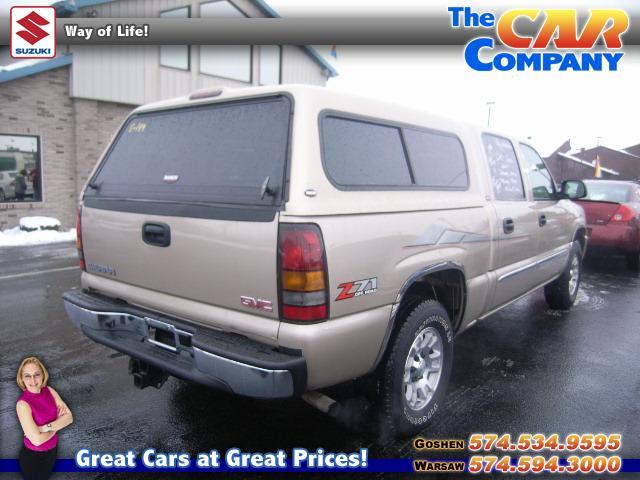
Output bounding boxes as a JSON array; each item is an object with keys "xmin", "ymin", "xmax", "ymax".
[{"xmin": 16, "ymin": 357, "xmax": 73, "ymax": 480}]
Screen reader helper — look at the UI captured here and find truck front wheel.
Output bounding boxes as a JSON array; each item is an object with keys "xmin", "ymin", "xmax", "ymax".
[
  {"xmin": 544, "ymin": 242, "xmax": 582, "ymax": 310},
  {"xmin": 378, "ymin": 299, "xmax": 453, "ymax": 437}
]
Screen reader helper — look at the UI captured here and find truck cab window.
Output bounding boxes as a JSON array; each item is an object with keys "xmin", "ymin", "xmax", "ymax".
[
  {"xmin": 482, "ymin": 134, "xmax": 525, "ymax": 201},
  {"xmin": 520, "ymin": 143, "xmax": 555, "ymax": 200}
]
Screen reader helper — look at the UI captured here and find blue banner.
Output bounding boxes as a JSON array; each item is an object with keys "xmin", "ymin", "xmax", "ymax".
[{"xmin": 1, "ymin": 458, "xmax": 640, "ymax": 473}]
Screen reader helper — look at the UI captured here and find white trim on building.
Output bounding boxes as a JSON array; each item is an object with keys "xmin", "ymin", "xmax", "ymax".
[{"xmin": 558, "ymin": 152, "xmax": 620, "ymax": 176}]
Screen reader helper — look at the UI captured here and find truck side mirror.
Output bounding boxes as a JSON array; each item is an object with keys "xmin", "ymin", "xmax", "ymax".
[{"xmin": 559, "ymin": 180, "xmax": 587, "ymax": 199}]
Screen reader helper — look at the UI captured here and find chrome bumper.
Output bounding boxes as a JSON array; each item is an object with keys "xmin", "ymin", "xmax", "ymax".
[{"xmin": 63, "ymin": 291, "xmax": 306, "ymax": 399}]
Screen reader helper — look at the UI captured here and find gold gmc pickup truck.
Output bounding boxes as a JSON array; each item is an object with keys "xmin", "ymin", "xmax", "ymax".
[{"xmin": 63, "ymin": 85, "xmax": 587, "ymax": 436}]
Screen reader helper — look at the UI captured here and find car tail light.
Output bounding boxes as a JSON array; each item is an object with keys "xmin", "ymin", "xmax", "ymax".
[
  {"xmin": 76, "ymin": 208, "xmax": 86, "ymax": 271},
  {"xmin": 610, "ymin": 204, "xmax": 636, "ymax": 224},
  {"xmin": 278, "ymin": 224, "xmax": 328, "ymax": 322}
]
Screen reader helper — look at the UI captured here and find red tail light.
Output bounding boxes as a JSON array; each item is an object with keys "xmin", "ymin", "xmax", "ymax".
[
  {"xmin": 76, "ymin": 208, "xmax": 86, "ymax": 271},
  {"xmin": 279, "ymin": 224, "xmax": 328, "ymax": 322},
  {"xmin": 281, "ymin": 230, "xmax": 324, "ymax": 271},
  {"xmin": 610, "ymin": 204, "xmax": 636, "ymax": 224}
]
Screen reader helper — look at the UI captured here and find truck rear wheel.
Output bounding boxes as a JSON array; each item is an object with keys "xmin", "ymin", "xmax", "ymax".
[
  {"xmin": 378, "ymin": 299, "xmax": 453, "ymax": 437},
  {"xmin": 544, "ymin": 242, "xmax": 582, "ymax": 310}
]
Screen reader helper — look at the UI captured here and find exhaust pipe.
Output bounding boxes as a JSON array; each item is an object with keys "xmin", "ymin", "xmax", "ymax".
[
  {"xmin": 302, "ymin": 391, "xmax": 336, "ymax": 413},
  {"xmin": 128, "ymin": 358, "xmax": 168, "ymax": 389},
  {"xmin": 302, "ymin": 391, "xmax": 371, "ymax": 430}
]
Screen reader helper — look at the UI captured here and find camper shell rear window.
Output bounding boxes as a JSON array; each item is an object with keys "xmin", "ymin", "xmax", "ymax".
[{"xmin": 86, "ymin": 96, "xmax": 292, "ymax": 209}]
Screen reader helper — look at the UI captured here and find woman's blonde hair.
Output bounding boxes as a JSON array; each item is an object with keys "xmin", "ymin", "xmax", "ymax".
[{"xmin": 16, "ymin": 357, "xmax": 49, "ymax": 391}]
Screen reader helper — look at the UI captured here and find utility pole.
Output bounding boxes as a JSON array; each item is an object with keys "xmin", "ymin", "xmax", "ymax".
[{"xmin": 486, "ymin": 101, "xmax": 495, "ymax": 127}]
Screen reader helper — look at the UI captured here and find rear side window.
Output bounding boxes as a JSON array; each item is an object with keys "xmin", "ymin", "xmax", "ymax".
[
  {"xmin": 87, "ymin": 97, "xmax": 291, "ymax": 206},
  {"xmin": 322, "ymin": 117, "xmax": 412, "ymax": 187},
  {"xmin": 321, "ymin": 115, "xmax": 468, "ymax": 189},
  {"xmin": 482, "ymin": 134, "xmax": 525, "ymax": 201},
  {"xmin": 404, "ymin": 129, "xmax": 468, "ymax": 188}
]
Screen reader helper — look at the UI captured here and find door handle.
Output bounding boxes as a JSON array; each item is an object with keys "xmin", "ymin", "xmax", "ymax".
[
  {"xmin": 503, "ymin": 218, "xmax": 514, "ymax": 234},
  {"xmin": 539, "ymin": 214, "xmax": 547, "ymax": 227},
  {"xmin": 142, "ymin": 223, "xmax": 171, "ymax": 247}
]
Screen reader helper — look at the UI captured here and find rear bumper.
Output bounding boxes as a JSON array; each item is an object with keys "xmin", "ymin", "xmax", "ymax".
[
  {"xmin": 63, "ymin": 290, "xmax": 306, "ymax": 399},
  {"xmin": 587, "ymin": 224, "xmax": 640, "ymax": 252}
]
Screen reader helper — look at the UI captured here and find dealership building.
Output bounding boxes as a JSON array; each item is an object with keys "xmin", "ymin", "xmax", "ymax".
[
  {"xmin": 545, "ymin": 140, "xmax": 640, "ymax": 183},
  {"xmin": 0, "ymin": 0, "xmax": 336, "ymax": 229}
]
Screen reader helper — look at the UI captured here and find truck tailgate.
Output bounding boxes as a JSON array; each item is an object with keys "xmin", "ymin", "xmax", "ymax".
[{"xmin": 81, "ymin": 206, "xmax": 281, "ymax": 328}]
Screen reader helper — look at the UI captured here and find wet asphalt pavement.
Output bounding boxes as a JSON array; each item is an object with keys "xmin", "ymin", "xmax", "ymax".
[{"xmin": 1, "ymin": 242, "xmax": 639, "ymax": 479}]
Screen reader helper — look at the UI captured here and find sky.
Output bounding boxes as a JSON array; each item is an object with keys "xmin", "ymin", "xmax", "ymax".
[
  {"xmin": 267, "ymin": 0, "xmax": 640, "ymax": 156},
  {"xmin": 308, "ymin": 46, "xmax": 640, "ymax": 156},
  {"xmin": 1, "ymin": 0, "xmax": 639, "ymax": 156}
]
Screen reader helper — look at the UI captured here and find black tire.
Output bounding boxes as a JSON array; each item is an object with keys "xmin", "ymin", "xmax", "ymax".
[
  {"xmin": 626, "ymin": 252, "xmax": 640, "ymax": 271},
  {"xmin": 378, "ymin": 299, "xmax": 453, "ymax": 437},
  {"xmin": 544, "ymin": 242, "xmax": 582, "ymax": 309},
  {"xmin": 0, "ymin": 189, "xmax": 5, "ymax": 201}
]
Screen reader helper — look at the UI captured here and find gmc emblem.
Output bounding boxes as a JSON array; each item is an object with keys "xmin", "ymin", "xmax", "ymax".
[{"xmin": 240, "ymin": 296, "xmax": 273, "ymax": 312}]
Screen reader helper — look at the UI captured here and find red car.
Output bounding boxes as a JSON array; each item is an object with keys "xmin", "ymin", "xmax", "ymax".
[{"xmin": 576, "ymin": 180, "xmax": 640, "ymax": 270}]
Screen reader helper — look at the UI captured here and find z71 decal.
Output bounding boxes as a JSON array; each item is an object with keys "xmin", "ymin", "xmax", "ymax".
[{"xmin": 336, "ymin": 277, "xmax": 378, "ymax": 301}]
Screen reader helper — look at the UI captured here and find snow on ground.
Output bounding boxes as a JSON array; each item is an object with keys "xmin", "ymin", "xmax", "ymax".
[{"xmin": 0, "ymin": 217, "xmax": 75, "ymax": 247}]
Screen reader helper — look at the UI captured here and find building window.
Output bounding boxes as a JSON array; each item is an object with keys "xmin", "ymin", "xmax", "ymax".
[
  {"xmin": 200, "ymin": 1, "xmax": 251, "ymax": 82},
  {"xmin": 259, "ymin": 45, "xmax": 281, "ymax": 85},
  {"xmin": 0, "ymin": 46, "xmax": 13, "ymax": 67},
  {"xmin": 160, "ymin": 7, "xmax": 190, "ymax": 70},
  {"xmin": 0, "ymin": 134, "xmax": 42, "ymax": 203}
]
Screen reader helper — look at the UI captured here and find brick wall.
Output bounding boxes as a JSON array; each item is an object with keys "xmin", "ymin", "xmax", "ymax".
[
  {"xmin": 0, "ymin": 66, "xmax": 132, "ymax": 230},
  {"xmin": 73, "ymin": 99, "xmax": 131, "ymax": 198}
]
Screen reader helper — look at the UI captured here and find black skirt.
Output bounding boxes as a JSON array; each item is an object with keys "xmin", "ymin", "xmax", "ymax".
[{"xmin": 19, "ymin": 445, "xmax": 58, "ymax": 480}]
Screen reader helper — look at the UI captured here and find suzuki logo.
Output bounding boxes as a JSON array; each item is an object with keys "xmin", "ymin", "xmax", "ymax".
[
  {"xmin": 10, "ymin": 6, "xmax": 56, "ymax": 59},
  {"xmin": 17, "ymin": 11, "xmax": 50, "ymax": 45}
]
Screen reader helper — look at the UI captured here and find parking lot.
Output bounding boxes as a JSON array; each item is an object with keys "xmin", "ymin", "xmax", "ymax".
[{"xmin": 1, "ymin": 242, "xmax": 639, "ymax": 479}]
